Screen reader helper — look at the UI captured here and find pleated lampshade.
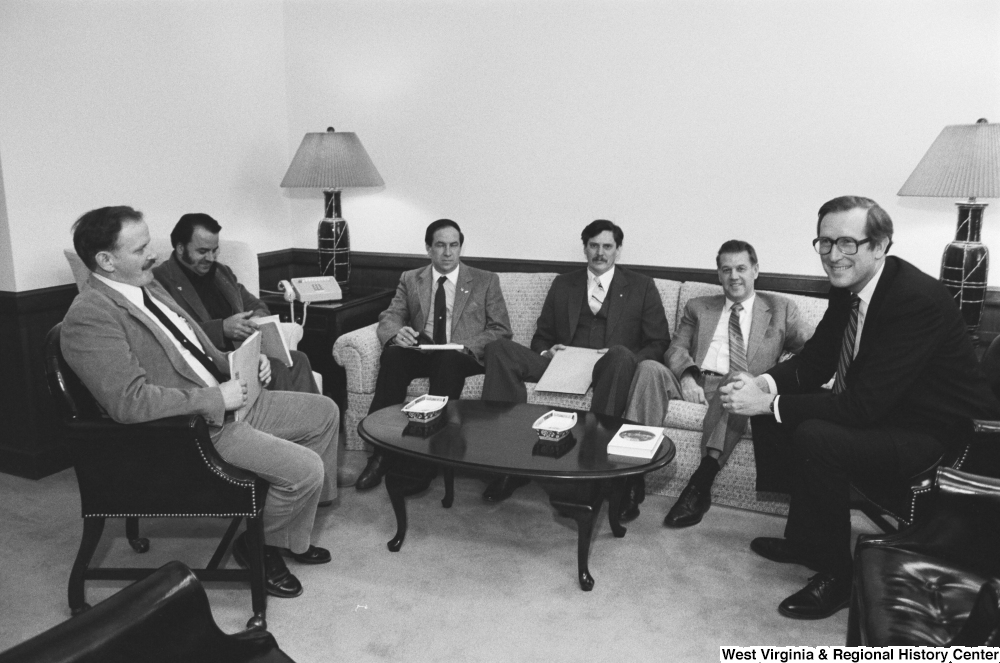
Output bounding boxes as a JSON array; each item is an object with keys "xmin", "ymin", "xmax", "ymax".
[
  {"xmin": 898, "ymin": 121, "xmax": 1000, "ymax": 199},
  {"xmin": 281, "ymin": 128, "xmax": 384, "ymax": 190}
]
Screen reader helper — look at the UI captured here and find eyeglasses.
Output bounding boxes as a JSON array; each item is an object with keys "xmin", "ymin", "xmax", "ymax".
[{"xmin": 812, "ymin": 236, "xmax": 872, "ymax": 256}]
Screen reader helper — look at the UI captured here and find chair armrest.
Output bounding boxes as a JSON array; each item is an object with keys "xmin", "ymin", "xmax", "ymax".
[
  {"xmin": 332, "ymin": 322, "xmax": 382, "ymax": 394},
  {"xmin": 973, "ymin": 419, "xmax": 1000, "ymax": 433},
  {"xmin": 950, "ymin": 577, "xmax": 1000, "ymax": 647},
  {"xmin": 66, "ymin": 415, "xmax": 265, "ymax": 517},
  {"xmin": 856, "ymin": 467, "xmax": 1000, "ymax": 579},
  {"xmin": 279, "ymin": 322, "xmax": 304, "ymax": 352}
]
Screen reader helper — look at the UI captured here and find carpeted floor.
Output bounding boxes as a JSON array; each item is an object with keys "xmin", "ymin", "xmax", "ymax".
[{"xmin": 0, "ymin": 455, "xmax": 875, "ymax": 662}]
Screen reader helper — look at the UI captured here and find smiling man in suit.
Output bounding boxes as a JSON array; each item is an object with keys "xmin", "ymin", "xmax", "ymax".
[
  {"xmin": 61, "ymin": 206, "xmax": 339, "ymax": 599},
  {"xmin": 624, "ymin": 240, "xmax": 809, "ymax": 528},
  {"xmin": 480, "ymin": 219, "xmax": 671, "ymax": 512},
  {"xmin": 354, "ymin": 218, "xmax": 513, "ymax": 490},
  {"xmin": 722, "ymin": 196, "xmax": 1000, "ymax": 619}
]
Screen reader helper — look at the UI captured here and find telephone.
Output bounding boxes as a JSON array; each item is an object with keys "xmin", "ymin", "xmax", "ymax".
[{"xmin": 278, "ymin": 277, "xmax": 343, "ymax": 303}]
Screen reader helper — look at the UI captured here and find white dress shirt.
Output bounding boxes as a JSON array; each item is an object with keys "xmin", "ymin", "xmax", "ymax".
[
  {"xmin": 422, "ymin": 266, "xmax": 459, "ymax": 343},
  {"xmin": 701, "ymin": 294, "xmax": 755, "ymax": 375},
  {"xmin": 588, "ymin": 266, "xmax": 616, "ymax": 312},
  {"xmin": 94, "ymin": 274, "xmax": 220, "ymax": 388}
]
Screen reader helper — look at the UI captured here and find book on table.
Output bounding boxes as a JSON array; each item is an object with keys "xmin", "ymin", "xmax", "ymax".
[
  {"xmin": 228, "ymin": 331, "xmax": 262, "ymax": 422},
  {"xmin": 253, "ymin": 315, "xmax": 293, "ymax": 368},
  {"xmin": 607, "ymin": 424, "xmax": 665, "ymax": 459}
]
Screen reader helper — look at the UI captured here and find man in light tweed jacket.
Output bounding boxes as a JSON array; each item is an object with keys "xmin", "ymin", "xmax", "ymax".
[{"xmin": 355, "ymin": 218, "xmax": 513, "ymax": 491}]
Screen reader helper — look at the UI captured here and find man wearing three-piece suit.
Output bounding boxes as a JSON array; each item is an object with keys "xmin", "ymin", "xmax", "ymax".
[
  {"xmin": 624, "ymin": 240, "xmax": 809, "ymax": 528},
  {"xmin": 354, "ymin": 218, "xmax": 513, "ymax": 491},
  {"xmin": 480, "ymin": 219, "xmax": 671, "ymax": 516},
  {"xmin": 721, "ymin": 196, "xmax": 1000, "ymax": 620},
  {"xmin": 61, "ymin": 206, "xmax": 339, "ymax": 600}
]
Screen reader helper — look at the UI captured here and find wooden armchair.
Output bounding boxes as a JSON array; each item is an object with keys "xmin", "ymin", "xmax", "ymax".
[
  {"xmin": 0, "ymin": 561, "xmax": 296, "ymax": 663},
  {"xmin": 45, "ymin": 323, "xmax": 269, "ymax": 630}
]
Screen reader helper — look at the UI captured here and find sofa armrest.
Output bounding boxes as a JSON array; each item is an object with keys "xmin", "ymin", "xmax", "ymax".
[
  {"xmin": 332, "ymin": 322, "xmax": 382, "ymax": 394},
  {"xmin": 856, "ymin": 467, "xmax": 1000, "ymax": 579}
]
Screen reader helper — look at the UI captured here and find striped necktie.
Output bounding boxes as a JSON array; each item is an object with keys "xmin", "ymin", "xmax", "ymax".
[
  {"xmin": 833, "ymin": 295, "xmax": 861, "ymax": 395},
  {"xmin": 728, "ymin": 303, "xmax": 748, "ymax": 375},
  {"xmin": 589, "ymin": 278, "xmax": 606, "ymax": 314}
]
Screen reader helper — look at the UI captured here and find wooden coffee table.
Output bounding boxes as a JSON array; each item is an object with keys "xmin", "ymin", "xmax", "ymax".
[{"xmin": 358, "ymin": 401, "xmax": 675, "ymax": 591}]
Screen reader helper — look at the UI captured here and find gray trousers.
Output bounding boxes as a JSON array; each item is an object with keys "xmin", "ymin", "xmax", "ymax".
[
  {"xmin": 213, "ymin": 389, "xmax": 339, "ymax": 552},
  {"xmin": 268, "ymin": 349, "xmax": 319, "ymax": 394},
  {"xmin": 624, "ymin": 360, "xmax": 747, "ymax": 467}
]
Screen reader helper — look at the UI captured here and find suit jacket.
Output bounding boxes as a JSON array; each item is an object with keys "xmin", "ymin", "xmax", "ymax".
[
  {"xmin": 531, "ymin": 266, "xmax": 670, "ymax": 362},
  {"xmin": 768, "ymin": 256, "xmax": 1000, "ymax": 453},
  {"xmin": 666, "ymin": 292, "xmax": 809, "ymax": 379},
  {"xmin": 61, "ymin": 277, "xmax": 228, "ymax": 428},
  {"xmin": 376, "ymin": 263, "xmax": 512, "ymax": 364},
  {"xmin": 154, "ymin": 254, "xmax": 269, "ymax": 350}
]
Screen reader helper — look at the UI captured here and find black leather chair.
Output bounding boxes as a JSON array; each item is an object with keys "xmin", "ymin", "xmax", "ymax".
[
  {"xmin": 847, "ymin": 466, "xmax": 1000, "ymax": 646},
  {"xmin": 44, "ymin": 323, "xmax": 269, "ymax": 630},
  {"xmin": 0, "ymin": 561, "xmax": 296, "ymax": 663}
]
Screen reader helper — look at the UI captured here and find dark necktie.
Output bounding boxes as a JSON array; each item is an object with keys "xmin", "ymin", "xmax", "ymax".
[
  {"xmin": 833, "ymin": 295, "xmax": 861, "ymax": 395},
  {"xmin": 728, "ymin": 303, "xmax": 748, "ymax": 375},
  {"xmin": 433, "ymin": 275, "xmax": 448, "ymax": 344},
  {"xmin": 142, "ymin": 288, "xmax": 226, "ymax": 382}
]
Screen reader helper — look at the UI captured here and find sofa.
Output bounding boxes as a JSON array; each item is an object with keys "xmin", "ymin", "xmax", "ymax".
[{"xmin": 332, "ymin": 272, "xmax": 829, "ymax": 514}]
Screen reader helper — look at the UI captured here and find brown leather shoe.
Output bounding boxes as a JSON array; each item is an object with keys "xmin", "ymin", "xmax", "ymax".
[
  {"xmin": 232, "ymin": 533, "xmax": 303, "ymax": 598},
  {"xmin": 778, "ymin": 573, "xmax": 851, "ymax": 619}
]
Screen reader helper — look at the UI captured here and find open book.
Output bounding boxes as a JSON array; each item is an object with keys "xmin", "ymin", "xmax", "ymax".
[
  {"xmin": 254, "ymin": 315, "xmax": 293, "ymax": 368},
  {"xmin": 228, "ymin": 331, "xmax": 262, "ymax": 422}
]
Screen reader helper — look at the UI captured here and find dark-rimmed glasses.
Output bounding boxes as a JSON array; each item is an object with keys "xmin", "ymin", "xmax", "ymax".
[{"xmin": 812, "ymin": 237, "xmax": 872, "ymax": 255}]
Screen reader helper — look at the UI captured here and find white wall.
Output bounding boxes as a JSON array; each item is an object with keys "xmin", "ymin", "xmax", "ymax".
[
  {"xmin": 1, "ymin": 0, "xmax": 999, "ymax": 290},
  {"xmin": 284, "ymin": 0, "xmax": 1000, "ymax": 281},
  {"xmin": 0, "ymin": 0, "xmax": 292, "ymax": 291}
]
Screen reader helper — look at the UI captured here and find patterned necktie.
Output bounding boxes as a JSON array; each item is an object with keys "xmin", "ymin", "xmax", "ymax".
[
  {"xmin": 833, "ymin": 295, "xmax": 861, "ymax": 395},
  {"xmin": 433, "ymin": 275, "xmax": 448, "ymax": 344},
  {"xmin": 728, "ymin": 303, "xmax": 748, "ymax": 375},
  {"xmin": 142, "ymin": 288, "xmax": 225, "ymax": 382},
  {"xmin": 589, "ymin": 278, "xmax": 606, "ymax": 315}
]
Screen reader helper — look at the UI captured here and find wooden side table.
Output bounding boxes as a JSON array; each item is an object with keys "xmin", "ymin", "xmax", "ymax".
[{"xmin": 260, "ymin": 289, "xmax": 394, "ymax": 412}]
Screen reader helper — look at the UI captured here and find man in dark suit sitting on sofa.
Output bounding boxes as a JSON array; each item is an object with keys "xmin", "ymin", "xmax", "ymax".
[
  {"xmin": 722, "ymin": 195, "xmax": 1000, "ymax": 619},
  {"xmin": 355, "ymin": 218, "xmax": 513, "ymax": 490},
  {"xmin": 624, "ymin": 240, "xmax": 809, "ymax": 528},
  {"xmin": 154, "ymin": 213, "xmax": 318, "ymax": 394},
  {"xmin": 480, "ymin": 219, "xmax": 670, "ymax": 515}
]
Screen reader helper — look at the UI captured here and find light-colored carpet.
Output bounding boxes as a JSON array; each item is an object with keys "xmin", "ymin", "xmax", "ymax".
[{"xmin": 0, "ymin": 458, "xmax": 876, "ymax": 662}]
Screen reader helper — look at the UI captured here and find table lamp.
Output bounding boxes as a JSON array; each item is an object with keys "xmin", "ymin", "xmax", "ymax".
[
  {"xmin": 281, "ymin": 127, "xmax": 384, "ymax": 292},
  {"xmin": 898, "ymin": 119, "xmax": 1000, "ymax": 335}
]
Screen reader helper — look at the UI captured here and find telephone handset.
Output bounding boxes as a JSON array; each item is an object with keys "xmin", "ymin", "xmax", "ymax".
[{"xmin": 278, "ymin": 277, "xmax": 343, "ymax": 303}]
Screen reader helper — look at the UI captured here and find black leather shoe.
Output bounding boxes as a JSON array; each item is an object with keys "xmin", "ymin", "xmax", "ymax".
[
  {"xmin": 750, "ymin": 537, "xmax": 821, "ymax": 571},
  {"xmin": 778, "ymin": 573, "xmax": 851, "ymax": 619},
  {"xmin": 617, "ymin": 477, "xmax": 645, "ymax": 523},
  {"xmin": 483, "ymin": 475, "xmax": 529, "ymax": 503},
  {"xmin": 232, "ymin": 533, "xmax": 303, "ymax": 598},
  {"xmin": 355, "ymin": 451, "xmax": 388, "ymax": 491},
  {"xmin": 280, "ymin": 545, "xmax": 331, "ymax": 565},
  {"xmin": 663, "ymin": 483, "xmax": 710, "ymax": 528}
]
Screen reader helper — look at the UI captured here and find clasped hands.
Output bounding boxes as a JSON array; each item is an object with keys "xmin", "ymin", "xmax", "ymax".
[
  {"xmin": 719, "ymin": 371, "xmax": 775, "ymax": 417},
  {"xmin": 221, "ymin": 354, "xmax": 271, "ymax": 411}
]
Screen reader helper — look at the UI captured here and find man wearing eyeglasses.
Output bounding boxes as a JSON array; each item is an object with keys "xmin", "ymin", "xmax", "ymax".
[{"xmin": 720, "ymin": 195, "xmax": 999, "ymax": 620}]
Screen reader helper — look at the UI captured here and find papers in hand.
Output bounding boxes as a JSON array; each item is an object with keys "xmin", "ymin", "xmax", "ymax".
[
  {"xmin": 607, "ymin": 424, "xmax": 665, "ymax": 460},
  {"xmin": 410, "ymin": 343, "xmax": 465, "ymax": 351},
  {"xmin": 534, "ymin": 347, "xmax": 604, "ymax": 394},
  {"xmin": 228, "ymin": 331, "xmax": 262, "ymax": 422},
  {"xmin": 254, "ymin": 315, "xmax": 293, "ymax": 368}
]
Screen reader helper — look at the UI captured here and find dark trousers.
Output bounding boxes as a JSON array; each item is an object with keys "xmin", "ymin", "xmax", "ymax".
[
  {"xmin": 268, "ymin": 350, "xmax": 319, "ymax": 394},
  {"xmin": 768, "ymin": 419, "xmax": 943, "ymax": 578},
  {"xmin": 368, "ymin": 344, "xmax": 484, "ymax": 414},
  {"xmin": 480, "ymin": 338, "xmax": 638, "ymax": 417}
]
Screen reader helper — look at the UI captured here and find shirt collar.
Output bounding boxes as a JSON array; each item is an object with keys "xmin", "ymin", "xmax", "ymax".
[
  {"xmin": 588, "ymin": 266, "xmax": 615, "ymax": 290},
  {"xmin": 724, "ymin": 293, "xmax": 755, "ymax": 313},
  {"xmin": 432, "ymin": 266, "xmax": 459, "ymax": 286},
  {"xmin": 93, "ymin": 273, "xmax": 146, "ymax": 309},
  {"xmin": 854, "ymin": 262, "xmax": 885, "ymax": 306}
]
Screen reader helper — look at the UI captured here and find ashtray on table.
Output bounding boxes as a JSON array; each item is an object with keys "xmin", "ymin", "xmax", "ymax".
[
  {"xmin": 402, "ymin": 395, "xmax": 448, "ymax": 423},
  {"xmin": 531, "ymin": 411, "xmax": 577, "ymax": 441},
  {"xmin": 403, "ymin": 417, "xmax": 447, "ymax": 438},
  {"xmin": 533, "ymin": 434, "xmax": 576, "ymax": 459}
]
